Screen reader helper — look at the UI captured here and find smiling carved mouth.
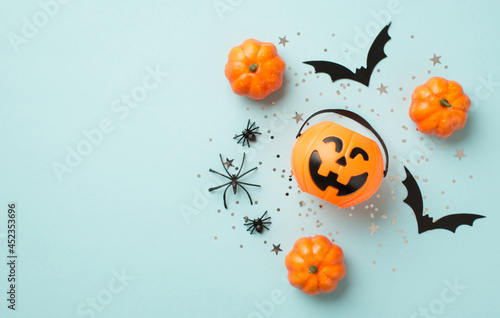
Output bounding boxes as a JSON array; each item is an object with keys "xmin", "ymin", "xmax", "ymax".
[{"xmin": 309, "ymin": 150, "xmax": 368, "ymax": 196}]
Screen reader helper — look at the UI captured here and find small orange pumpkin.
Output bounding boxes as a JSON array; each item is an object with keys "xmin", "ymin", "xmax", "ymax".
[
  {"xmin": 285, "ymin": 235, "xmax": 346, "ymax": 295},
  {"xmin": 409, "ymin": 77, "xmax": 471, "ymax": 138},
  {"xmin": 224, "ymin": 39, "xmax": 286, "ymax": 100}
]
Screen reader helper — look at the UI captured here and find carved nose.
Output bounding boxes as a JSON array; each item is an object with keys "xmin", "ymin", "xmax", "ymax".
[{"xmin": 336, "ymin": 156, "xmax": 347, "ymax": 167}]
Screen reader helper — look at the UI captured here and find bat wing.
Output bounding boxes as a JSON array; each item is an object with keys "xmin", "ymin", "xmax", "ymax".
[
  {"xmin": 431, "ymin": 214, "xmax": 486, "ymax": 233},
  {"xmin": 402, "ymin": 166, "xmax": 485, "ymax": 234},
  {"xmin": 303, "ymin": 22, "xmax": 392, "ymax": 87},
  {"xmin": 360, "ymin": 22, "xmax": 392, "ymax": 86},
  {"xmin": 303, "ymin": 61, "xmax": 358, "ymax": 84},
  {"xmin": 402, "ymin": 165, "xmax": 424, "ymax": 223}
]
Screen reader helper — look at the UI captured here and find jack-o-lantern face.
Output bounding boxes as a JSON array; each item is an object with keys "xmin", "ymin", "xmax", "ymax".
[{"xmin": 291, "ymin": 121, "xmax": 384, "ymax": 208}]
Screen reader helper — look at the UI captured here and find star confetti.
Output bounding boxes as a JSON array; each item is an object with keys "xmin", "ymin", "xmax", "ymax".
[
  {"xmin": 278, "ymin": 36, "xmax": 289, "ymax": 47},
  {"xmin": 430, "ymin": 54, "xmax": 441, "ymax": 66},
  {"xmin": 454, "ymin": 149, "xmax": 466, "ymax": 161},
  {"xmin": 369, "ymin": 223, "xmax": 379, "ymax": 235},
  {"xmin": 376, "ymin": 83, "xmax": 388, "ymax": 95},
  {"xmin": 224, "ymin": 158, "xmax": 234, "ymax": 169},
  {"xmin": 271, "ymin": 244, "xmax": 283, "ymax": 255},
  {"xmin": 292, "ymin": 112, "xmax": 304, "ymax": 124}
]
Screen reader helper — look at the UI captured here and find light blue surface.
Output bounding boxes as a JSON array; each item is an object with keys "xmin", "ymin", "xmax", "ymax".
[{"xmin": 1, "ymin": 0, "xmax": 500, "ymax": 317}]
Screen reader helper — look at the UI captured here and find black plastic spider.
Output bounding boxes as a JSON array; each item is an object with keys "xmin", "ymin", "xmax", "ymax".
[
  {"xmin": 208, "ymin": 153, "xmax": 260, "ymax": 209},
  {"xmin": 234, "ymin": 120, "xmax": 261, "ymax": 147},
  {"xmin": 244, "ymin": 211, "xmax": 271, "ymax": 234}
]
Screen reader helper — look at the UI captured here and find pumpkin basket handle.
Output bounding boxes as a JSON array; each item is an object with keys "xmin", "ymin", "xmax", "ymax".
[{"xmin": 296, "ymin": 109, "xmax": 389, "ymax": 177}]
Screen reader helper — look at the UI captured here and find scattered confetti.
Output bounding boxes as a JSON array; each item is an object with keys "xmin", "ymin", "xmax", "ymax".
[
  {"xmin": 292, "ymin": 112, "xmax": 304, "ymax": 123},
  {"xmin": 223, "ymin": 158, "xmax": 234, "ymax": 169},
  {"xmin": 369, "ymin": 223, "xmax": 380, "ymax": 235},
  {"xmin": 429, "ymin": 54, "xmax": 442, "ymax": 66},
  {"xmin": 278, "ymin": 36, "xmax": 289, "ymax": 47},
  {"xmin": 454, "ymin": 149, "xmax": 467, "ymax": 161},
  {"xmin": 271, "ymin": 244, "xmax": 283, "ymax": 255},
  {"xmin": 376, "ymin": 83, "xmax": 388, "ymax": 95}
]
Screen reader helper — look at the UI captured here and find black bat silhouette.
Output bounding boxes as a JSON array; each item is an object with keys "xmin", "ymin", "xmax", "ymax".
[
  {"xmin": 402, "ymin": 166, "xmax": 485, "ymax": 234},
  {"xmin": 303, "ymin": 22, "xmax": 392, "ymax": 87}
]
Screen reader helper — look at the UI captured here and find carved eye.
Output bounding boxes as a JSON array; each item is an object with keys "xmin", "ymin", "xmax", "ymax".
[
  {"xmin": 350, "ymin": 147, "xmax": 369, "ymax": 161},
  {"xmin": 323, "ymin": 137, "xmax": 343, "ymax": 152}
]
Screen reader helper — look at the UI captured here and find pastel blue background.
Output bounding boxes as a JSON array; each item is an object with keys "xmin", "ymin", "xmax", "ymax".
[{"xmin": 1, "ymin": 0, "xmax": 499, "ymax": 317}]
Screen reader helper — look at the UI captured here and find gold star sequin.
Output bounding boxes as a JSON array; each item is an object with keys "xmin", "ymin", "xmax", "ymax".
[
  {"xmin": 278, "ymin": 36, "xmax": 289, "ymax": 47},
  {"xmin": 224, "ymin": 158, "xmax": 234, "ymax": 169},
  {"xmin": 430, "ymin": 54, "xmax": 441, "ymax": 66},
  {"xmin": 369, "ymin": 223, "xmax": 379, "ymax": 235},
  {"xmin": 271, "ymin": 244, "xmax": 283, "ymax": 255},
  {"xmin": 376, "ymin": 83, "xmax": 388, "ymax": 95},
  {"xmin": 454, "ymin": 149, "xmax": 466, "ymax": 161},
  {"xmin": 292, "ymin": 112, "xmax": 304, "ymax": 124}
]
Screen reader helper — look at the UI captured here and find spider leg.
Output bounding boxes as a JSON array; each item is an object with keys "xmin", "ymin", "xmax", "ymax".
[
  {"xmin": 208, "ymin": 181, "xmax": 231, "ymax": 192},
  {"xmin": 262, "ymin": 225, "xmax": 270, "ymax": 231},
  {"xmin": 246, "ymin": 224, "xmax": 255, "ymax": 232},
  {"xmin": 238, "ymin": 184, "xmax": 254, "ymax": 206},
  {"xmin": 260, "ymin": 213, "xmax": 271, "ymax": 221},
  {"xmin": 233, "ymin": 134, "xmax": 245, "ymax": 143},
  {"xmin": 248, "ymin": 121, "xmax": 255, "ymax": 131},
  {"xmin": 222, "ymin": 184, "xmax": 230, "ymax": 209},
  {"xmin": 219, "ymin": 154, "xmax": 232, "ymax": 177},
  {"xmin": 238, "ymin": 181, "xmax": 261, "ymax": 187},
  {"xmin": 250, "ymin": 225, "xmax": 256, "ymax": 235},
  {"xmin": 209, "ymin": 169, "xmax": 231, "ymax": 180},
  {"xmin": 236, "ymin": 153, "xmax": 246, "ymax": 177},
  {"xmin": 237, "ymin": 166, "xmax": 257, "ymax": 179},
  {"xmin": 238, "ymin": 137, "xmax": 245, "ymax": 147},
  {"xmin": 237, "ymin": 136, "xmax": 247, "ymax": 147},
  {"xmin": 260, "ymin": 218, "xmax": 271, "ymax": 223}
]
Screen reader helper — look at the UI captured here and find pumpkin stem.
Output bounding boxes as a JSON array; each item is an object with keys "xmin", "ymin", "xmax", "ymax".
[
  {"xmin": 249, "ymin": 64, "xmax": 258, "ymax": 72},
  {"xmin": 440, "ymin": 99, "xmax": 452, "ymax": 108},
  {"xmin": 308, "ymin": 265, "xmax": 318, "ymax": 274}
]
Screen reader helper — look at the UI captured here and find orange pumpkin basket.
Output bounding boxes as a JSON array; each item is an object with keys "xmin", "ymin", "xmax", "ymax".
[{"xmin": 291, "ymin": 109, "xmax": 388, "ymax": 208}]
